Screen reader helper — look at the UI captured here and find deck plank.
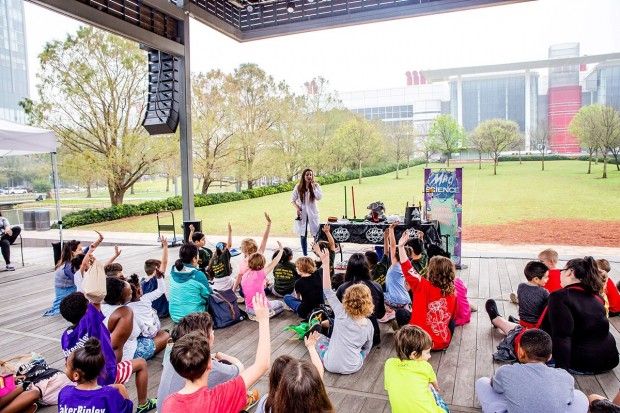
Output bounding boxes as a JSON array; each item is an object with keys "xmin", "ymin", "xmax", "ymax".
[{"xmin": 2, "ymin": 246, "xmax": 619, "ymax": 413}]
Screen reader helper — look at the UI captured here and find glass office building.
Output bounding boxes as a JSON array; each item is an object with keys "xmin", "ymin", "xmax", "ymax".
[{"xmin": 0, "ymin": 0, "xmax": 29, "ymax": 123}]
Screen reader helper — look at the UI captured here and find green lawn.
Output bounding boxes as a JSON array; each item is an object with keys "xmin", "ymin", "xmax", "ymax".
[{"xmin": 81, "ymin": 160, "xmax": 620, "ymax": 236}]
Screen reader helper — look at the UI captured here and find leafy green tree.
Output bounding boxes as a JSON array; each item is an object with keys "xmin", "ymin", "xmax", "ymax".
[
  {"xmin": 227, "ymin": 64, "xmax": 286, "ymax": 189},
  {"xmin": 468, "ymin": 126, "xmax": 488, "ymax": 170},
  {"xmin": 270, "ymin": 93, "xmax": 308, "ymax": 181},
  {"xmin": 429, "ymin": 115, "xmax": 465, "ymax": 167},
  {"xmin": 530, "ymin": 119, "xmax": 551, "ymax": 171},
  {"xmin": 473, "ymin": 119, "xmax": 521, "ymax": 175},
  {"xmin": 191, "ymin": 70, "xmax": 236, "ymax": 193},
  {"xmin": 570, "ymin": 105, "xmax": 601, "ymax": 175},
  {"xmin": 335, "ymin": 116, "xmax": 384, "ymax": 184},
  {"xmin": 27, "ymin": 27, "xmax": 175, "ymax": 205},
  {"xmin": 385, "ymin": 122, "xmax": 415, "ymax": 178},
  {"xmin": 415, "ymin": 123, "xmax": 438, "ymax": 168}
]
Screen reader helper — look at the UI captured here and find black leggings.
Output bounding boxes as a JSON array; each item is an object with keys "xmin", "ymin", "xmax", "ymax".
[{"xmin": 0, "ymin": 226, "xmax": 21, "ymax": 264}]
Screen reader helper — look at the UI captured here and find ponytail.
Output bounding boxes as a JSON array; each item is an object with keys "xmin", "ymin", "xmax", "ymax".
[
  {"xmin": 175, "ymin": 259, "xmax": 184, "ymax": 271},
  {"xmin": 566, "ymin": 256, "xmax": 603, "ymax": 294}
]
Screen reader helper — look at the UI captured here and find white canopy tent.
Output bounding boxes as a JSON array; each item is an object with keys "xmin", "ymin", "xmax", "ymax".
[{"xmin": 0, "ymin": 119, "xmax": 63, "ymax": 244}]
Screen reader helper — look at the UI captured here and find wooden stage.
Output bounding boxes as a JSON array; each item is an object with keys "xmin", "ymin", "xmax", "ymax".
[{"xmin": 1, "ymin": 245, "xmax": 619, "ymax": 412}]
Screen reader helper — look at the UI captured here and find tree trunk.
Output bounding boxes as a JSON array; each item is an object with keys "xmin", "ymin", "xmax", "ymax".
[
  {"xmin": 86, "ymin": 182, "xmax": 92, "ymax": 198},
  {"xmin": 446, "ymin": 154, "xmax": 450, "ymax": 167},
  {"xmin": 518, "ymin": 151, "xmax": 522, "ymax": 165},
  {"xmin": 406, "ymin": 158, "xmax": 410, "ymax": 176},
  {"xmin": 396, "ymin": 162, "xmax": 400, "ymax": 179},
  {"xmin": 612, "ymin": 151, "xmax": 620, "ymax": 171},
  {"xmin": 201, "ymin": 178, "xmax": 211, "ymax": 194},
  {"xmin": 166, "ymin": 175, "xmax": 170, "ymax": 192},
  {"xmin": 493, "ymin": 156, "xmax": 498, "ymax": 175},
  {"xmin": 358, "ymin": 160, "xmax": 363, "ymax": 184},
  {"xmin": 478, "ymin": 153, "xmax": 482, "ymax": 170},
  {"xmin": 130, "ymin": 184, "xmax": 135, "ymax": 195},
  {"xmin": 108, "ymin": 183, "xmax": 125, "ymax": 206},
  {"xmin": 247, "ymin": 179, "xmax": 254, "ymax": 190},
  {"xmin": 542, "ymin": 153, "xmax": 545, "ymax": 171},
  {"xmin": 587, "ymin": 154, "xmax": 592, "ymax": 174},
  {"xmin": 603, "ymin": 156, "xmax": 608, "ymax": 179},
  {"xmin": 595, "ymin": 149, "xmax": 599, "ymax": 164}
]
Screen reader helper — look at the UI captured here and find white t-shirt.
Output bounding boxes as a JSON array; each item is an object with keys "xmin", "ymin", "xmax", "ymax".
[{"xmin": 127, "ymin": 277, "xmax": 166, "ymax": 338}]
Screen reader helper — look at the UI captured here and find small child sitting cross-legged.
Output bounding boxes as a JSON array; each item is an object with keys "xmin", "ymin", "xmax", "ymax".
[
  {"xmin": 162, "ymin": 294, "xmax": 272, "ymax": 413},
  {"xmin": 384, "ymin": 325, "xmax": 448, "ymax": 413},
  {"xmin": 311, "ymin": 244, "xmax": 374, "ymax": 374},
  {"xmin": 475, "ymin": 328, "xmax": 588, "ymax": 413},
  {"xmin": 514, "ymin": 261, "xmax": 550, "ymax": 327},
  {"xmin": 58, "ymin": 337, "xmax": 133, "ymax": 413}
]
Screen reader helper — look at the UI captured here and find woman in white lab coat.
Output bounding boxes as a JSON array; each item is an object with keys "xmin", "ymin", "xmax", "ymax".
[{"xmin": 290, "ymin": 168, "xmax": 322, "ymax": 256}]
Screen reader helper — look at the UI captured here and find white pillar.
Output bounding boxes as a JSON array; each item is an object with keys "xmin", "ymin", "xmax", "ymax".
[{"xmin": 457, "ymin": 76, "xmax": 463, "ymax": 127}]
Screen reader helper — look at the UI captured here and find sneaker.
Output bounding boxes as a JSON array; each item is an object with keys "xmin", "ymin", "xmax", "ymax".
[
  {"xmin": 390, "ymin": 319, "xmax": 400, "ymax": 332},
  {"xmin": 5, "ymin": 265, "xmax": 15, "ymax": 271},
  {"xmin": 469, "ymin": 303, "xmax": 478, "ymax": 313},
  {"xmin": 378, "ymin": 311, "xmax": 396, "ymax": 323},
  {"xmin": 282, "ymin": 301, "xmax": 293, "ymax": 311},
  {"xmin": 243, "ymin": 389, "xmax": 260, "ymax": 411},
  {"xmin": 136, "ymin": 398, "xmax": 157, "ymax": 413},
  {"xmin": 247, "ymin": 312, "xmax": 257, "ymax": 322},
  {"xmin": 509, "ymin": 292, "xmax": 519, "ymax": 304},
  {"xmin": 485, "ymin": 299, "xmax": 502, "ymax": 323},
  {"xmin": 237, "ymin": 296, "xmax": 245, "ymax": 304},
  {"xmin": 508, "ymin": 315, "xmax": 520, "ymax": 324}
]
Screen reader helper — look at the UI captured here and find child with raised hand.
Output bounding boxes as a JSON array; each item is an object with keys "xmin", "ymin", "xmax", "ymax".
[
  {"xmin": 241, "ymin": 241, "xmax": 285, "ymax": 320},
  {"xmin": 162, "ymin": 294, "xmax": 272, "ymax": 413},
  {"xmin": 366, "ymin": 228, "xmax": 390, "ymax": 290},
  {"xmin": 141, "ymin": 235, "xmax": 170, "ymax": 318},
  {"xmin": 207, "ymin": 223, "xmax": 233, "ymax": 290},
  {"xmin": 44, "ymin": 231, "xmax": 105, "ymax": 316},
  {"xmin": 75, "ymin": 244, "xmax": 122, "ymax": 291},
  {"xmin": 269, "ymin": 247, "xmax": 298, "ymax": 297},
  {"xmin": 385, "ymin": 325, "xmax": 448, "ymax": 413},
  {"xmin": 58, "ymin": 337, "xmax": 133, "ymax": 413},
  {"xmin": 188, "ymin": 224, "xmax": 213, "ymax": 274},
  {"xmin": 379, "ymin": 222, "xmax": 412, "ymax": 323},
  {"xmin": 283, "ymin": 255, "xmax": 323, "ymax": 319},
  {"xmin": 396, "ymin": 231, "xmax": 458, "ymax": 350},
  {"xmin": 233, "ymin": 213, "xmax": 272, "ymax": 297},
  {"xmin": 256, "ymin": 331, "xmax": 325, "ymax": 413},
  {"xmin": 476, "ymin": 329, "xmax": 588, "ymax": 413},
  {"xmin": 312, "ymin": 244, "xmax": 374, "ymax": 374}
]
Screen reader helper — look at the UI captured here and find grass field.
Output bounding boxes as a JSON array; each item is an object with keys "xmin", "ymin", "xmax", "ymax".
[{"xmin": 80, "ymin": 160, "xmax": 620, "ymax": 236}]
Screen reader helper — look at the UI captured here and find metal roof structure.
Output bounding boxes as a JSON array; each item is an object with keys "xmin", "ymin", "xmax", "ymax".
[{"xmin": 25, "ymin": 0, "xmax": 532, "ymax": 221}]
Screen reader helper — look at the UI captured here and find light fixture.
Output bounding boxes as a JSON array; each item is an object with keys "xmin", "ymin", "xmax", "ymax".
[
  {"xmin": 246, "ymin": 4, "xmax": 254, "ymax": 12},
  {"xmin": 287, "ymin": 1, "xmax": 295, "ymax": 12}
]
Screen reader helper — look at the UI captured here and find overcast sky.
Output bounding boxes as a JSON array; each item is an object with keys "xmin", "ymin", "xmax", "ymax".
[{"xmin": 24, "ymin": 0, "xmax": 620, "ymax": 97}]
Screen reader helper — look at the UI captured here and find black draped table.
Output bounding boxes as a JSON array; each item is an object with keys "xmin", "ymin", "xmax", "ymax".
[{"xmin": 315, "ymin": 221, "xmax": 442, "ymax": 249}]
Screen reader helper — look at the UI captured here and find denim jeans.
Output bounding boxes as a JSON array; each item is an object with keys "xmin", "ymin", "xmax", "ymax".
[
  {"xmin": 283, "ymin": 294, "xmax": 302, "ymax": 313},
  {"xmin": 44, "ymin": 285, "xmax": 77, "ymax": 316}
]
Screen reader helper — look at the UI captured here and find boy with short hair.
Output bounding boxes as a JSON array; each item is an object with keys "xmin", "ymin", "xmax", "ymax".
[
  {"xmin": 189, "ymin": 228, "xmax": 213, "ymax": 275},
  {"xmin": 105, "ymin": 262, "xmax": 123, "ymax": 278},
  {"xmin": 476, "ymin": 329, "xmax": 588, "ymax": 413},
  {"xmin": 141, "ymin": 235, "xmax": 170, "ymax": 318},
  {"xmin": 515, "ymin": 261, "xmax": 550, "ymax": 327},
  {"xmin": 538, "ymin": 248, "xmax": 561, "ymax": 293},
  {"xmin": 161, "ymin": 294, "xmax": 271, "ymax": 413}
]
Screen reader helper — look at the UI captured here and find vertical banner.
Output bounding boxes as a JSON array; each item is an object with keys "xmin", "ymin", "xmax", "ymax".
[{"xmin": 424, "ymin": 168, "xmax": 463, "ymax": 267}]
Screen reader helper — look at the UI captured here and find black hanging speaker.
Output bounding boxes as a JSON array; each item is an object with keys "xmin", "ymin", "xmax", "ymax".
[{"xmin": 142, "ymin": 50, "xmax": 180, "ymax": 135}]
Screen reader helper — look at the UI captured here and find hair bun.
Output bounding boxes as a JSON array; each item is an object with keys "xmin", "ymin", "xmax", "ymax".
[{"xmin": 84, "ymin": 337, "xmax": 101, "ymax": 355}]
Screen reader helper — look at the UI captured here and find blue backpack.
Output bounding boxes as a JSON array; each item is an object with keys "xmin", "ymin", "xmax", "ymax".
[{"xmin": 208, "ymin": 289, "xmax": 245, "ymax": 329}]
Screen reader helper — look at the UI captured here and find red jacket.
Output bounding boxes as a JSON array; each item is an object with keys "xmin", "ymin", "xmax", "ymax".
[
  {"xmin": 402, "ymin": 260, "xmax": 457, "ymax": 350},
  {"xmin": 606, "ymin": 277, "xmax": 620, "ymax": 314},
  {"xmin": 543, "ymin": 269, "xmax": 562, "ymax": 294}
]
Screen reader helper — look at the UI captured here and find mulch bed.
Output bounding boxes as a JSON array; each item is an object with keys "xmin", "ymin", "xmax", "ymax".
[{"xmin": 463, "ymin": 219, "xmax": 620, "ymax": 247}]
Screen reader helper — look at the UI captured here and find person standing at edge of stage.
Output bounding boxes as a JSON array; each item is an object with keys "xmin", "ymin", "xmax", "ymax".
[{"xmin": 291, "ymin": 168, "xmax": 322, "ymax": 257}]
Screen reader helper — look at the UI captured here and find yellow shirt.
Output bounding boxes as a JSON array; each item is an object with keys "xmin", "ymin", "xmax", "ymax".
[{"xmin": 384, "ymin": 358, "xmax": 444, "ymax": 413}]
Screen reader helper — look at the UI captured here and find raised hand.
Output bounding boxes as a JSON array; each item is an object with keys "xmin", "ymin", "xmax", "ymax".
[
  {"xmin": 322, "ymin": 224, "xmax": 330, "ymax": 234},
  {"xmin": 398, "ymin": 230, "xmax": 410, "ymax": 247},
  {"xmin": 264, "ymin": 212, "xmax": 271, "ymax": 224},
  {"xmin": 114, "ymin": 245, "xmax": 122, "ymax": 256},
  {"xmin": 304, "ymin": 331, "xmax": 320, "ymax": 348}
]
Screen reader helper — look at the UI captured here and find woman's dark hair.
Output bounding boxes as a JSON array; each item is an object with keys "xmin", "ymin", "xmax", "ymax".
[
  {"xmin": 57, "ymin": 240, "xmax": 81, "ymax": 269},
  {"xmin": 71, "ymin": 253, "xmax": 86, "ymax": 273},
  {"xmin": 70, "ymin": 337, "xmax": 105, "ymax": 382},
  {"xmin": 272, "ymin": 359, "xmax": 333, "ymax": 413},
  {"xmin": 172, "ymin": 312, "xmax": 214, "ymax": 342},
  {"xmin": 565, "ymin": 256, "xmax": 603, "ymax": 294},
  {"xmin": 60, "ymin": 292, "xmax": 89, "ymax": 325},
  {"xmin": 176, "ymin": 243, "xmax": 199, "ymax": 271},
  {"xmin": 344, "ymin": 253, "xmax": 370, "ymax": 282},
  {"xmin": 273, "ymin": 247, "xmax": 293, "ymax": 263},
  {"xmin": 297, "ymin": 168, "xmax": 317, "ymax": 203},
  {"xmin": 264, "ymin": 355, "xmax": 295, "ymax": 412},
  {"xmin": 104, "ymin": 276, "xmax": 128, "ymax": 305},
  {"xmin": 127, "ymin": 273, "xmax": 141, "ymax": 300}
]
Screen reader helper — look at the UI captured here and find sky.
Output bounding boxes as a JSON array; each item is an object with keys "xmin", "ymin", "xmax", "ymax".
[{"xmin": 23, "ymin": 0, "xmax": 620, "ymax": 97}]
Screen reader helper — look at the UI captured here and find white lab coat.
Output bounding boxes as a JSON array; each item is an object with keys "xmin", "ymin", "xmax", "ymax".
[{"xmin": 291, "ymin": 183, "xmax": 322, "ymax": 237}]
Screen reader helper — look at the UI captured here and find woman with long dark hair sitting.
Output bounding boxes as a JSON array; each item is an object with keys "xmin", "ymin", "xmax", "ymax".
[{"xmin": 541, "ymin": 256, "xmax": 619, "ymax": 374}]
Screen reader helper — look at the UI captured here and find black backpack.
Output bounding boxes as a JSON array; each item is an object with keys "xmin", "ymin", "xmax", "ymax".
[{"xmin": 208, "ymin": 289, "xmax": 245, "ymax": 329}]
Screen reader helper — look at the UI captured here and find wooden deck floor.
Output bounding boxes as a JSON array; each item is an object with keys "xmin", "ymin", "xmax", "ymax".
[{"xmin": 1, "ymin": 245, "xmax": 619, "ymax": 412}]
